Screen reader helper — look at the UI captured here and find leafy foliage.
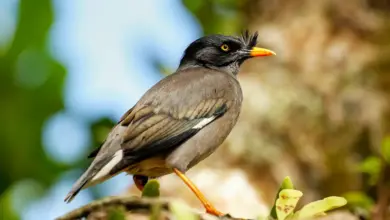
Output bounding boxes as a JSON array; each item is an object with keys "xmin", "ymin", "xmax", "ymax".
[
  {"xmin": 0, "ymin": 0, "xmax": 66, "ymax": 192},
  {"xmin": 270, "ymin": 176, "xmax": 295, "ymax": 218},
  {"xmin": 181, "ymin": 0, "xmax": 245, "ymax": 35},
  {"xmin": 382, "ymin": 137, "xmax": 390, "ymax": 163},
  {"xmin": 267, "ymin": 177, "xmax": 347, "ymax": 220},
  {"xmin": 0, "ymin": 0, "xmax": 67, "ymax": 218},
  {"xmin": 142, "ymin": 179, "xmax": 160, "ymax": 198}
]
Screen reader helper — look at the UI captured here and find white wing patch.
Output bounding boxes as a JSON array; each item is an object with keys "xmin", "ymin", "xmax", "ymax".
[
  {"xmin": 91, "ymin": 150, "xmax": 123, "ymax": 181},
  {"xmin": 193, "ymin": 116, "xmax": 216, "ymax": 129}
]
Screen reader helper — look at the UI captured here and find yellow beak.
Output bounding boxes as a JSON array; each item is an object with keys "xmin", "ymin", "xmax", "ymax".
[{"xmin": 250, "ymin": 47, "xmax": 276, "ymax": 57}]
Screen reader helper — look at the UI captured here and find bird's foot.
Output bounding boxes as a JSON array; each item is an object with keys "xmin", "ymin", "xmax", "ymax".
[{"xmin": 204, "ymin": 203, "xmax": 224, "ymax": 216}]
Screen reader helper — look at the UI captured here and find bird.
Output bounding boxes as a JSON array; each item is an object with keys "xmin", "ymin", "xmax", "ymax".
[{"xmin": 64, "ymin": 31, "xmax": 275, "ymax": 216}]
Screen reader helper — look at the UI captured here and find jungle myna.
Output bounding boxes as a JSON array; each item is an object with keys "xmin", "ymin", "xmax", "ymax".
[{"xmin": 64, "ymin": 31, "xmax": 275, "ymax": 216}]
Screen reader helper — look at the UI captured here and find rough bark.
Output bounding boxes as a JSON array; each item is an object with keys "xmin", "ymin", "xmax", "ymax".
[{"xmin": 56, "ymin": 196, "xmax": 249, "ymax": 220}]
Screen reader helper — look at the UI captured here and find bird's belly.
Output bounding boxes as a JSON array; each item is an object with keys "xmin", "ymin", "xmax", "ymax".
[{"xmin": 125, "ymin": 156, "xmax": 172, "ymax": 177}]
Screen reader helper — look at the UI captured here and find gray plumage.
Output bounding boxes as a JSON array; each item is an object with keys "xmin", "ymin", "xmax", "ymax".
[{"xmin": 64, "ymin": 31, "xmax": 274, "ymax": 203}]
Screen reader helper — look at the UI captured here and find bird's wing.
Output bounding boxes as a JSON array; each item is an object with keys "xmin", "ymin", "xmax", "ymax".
[{"xmin": 113, "ymin": 97, "xmax": 228, "ymax": 169}]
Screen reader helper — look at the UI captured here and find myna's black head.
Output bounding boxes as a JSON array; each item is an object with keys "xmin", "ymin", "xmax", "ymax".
[{"xmin": 179, "ymin": 31, "xmax": 275, "ymax": 75}]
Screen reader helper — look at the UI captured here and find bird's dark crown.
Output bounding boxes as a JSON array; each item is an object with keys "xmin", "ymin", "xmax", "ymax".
[{"xmin": 179, "ymin": 31, "xmax": 259, "ymax": 73}]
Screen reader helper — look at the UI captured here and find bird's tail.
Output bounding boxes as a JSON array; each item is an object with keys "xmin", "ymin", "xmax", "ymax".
[
  {"xmin": 64, "ymin": 149, "xmax": 124, "ymax": 203},
  {"xmin": 65, "ymin": 125, "xmax": 127, "ymax": 203},
  {"xmin": 64, "ymin": 166, "xmax": 94, "ymax": 203}
]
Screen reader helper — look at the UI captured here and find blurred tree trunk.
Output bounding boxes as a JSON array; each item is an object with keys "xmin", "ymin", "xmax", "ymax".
[
  {"xmin": 153, "ymin": 0, "xmax": 390, "ymax": 218},
  {"xmin": 224, "ymin": 0, "xmax": 390, "ymax": 218}
]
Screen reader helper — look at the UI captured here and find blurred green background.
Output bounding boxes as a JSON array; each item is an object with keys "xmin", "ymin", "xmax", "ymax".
[{"xmin": 1, "ymin": 0, "xmax": 389, "ymax": 219}]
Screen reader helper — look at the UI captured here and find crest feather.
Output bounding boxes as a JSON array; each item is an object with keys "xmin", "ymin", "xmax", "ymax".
[{"xmin": 241, "ymin": 30, "xmax": 258, "ymax": 48}]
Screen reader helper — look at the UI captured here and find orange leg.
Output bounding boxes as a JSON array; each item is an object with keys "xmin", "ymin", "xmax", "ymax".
[
  {"xmin": 173, "ymin": 168, "xmax": 224, "ymax": 216},
  {"xmin": 133, "ymin": 175, "xmax": 149, "ymax": 191}
]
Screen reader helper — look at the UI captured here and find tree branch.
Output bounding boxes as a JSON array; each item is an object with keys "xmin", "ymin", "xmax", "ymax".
[{"xmin": 56, "ymin": 196, "xmax": 250, "ymax": 220}]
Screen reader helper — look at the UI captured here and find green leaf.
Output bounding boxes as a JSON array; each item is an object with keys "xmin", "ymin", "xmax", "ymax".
[
  {"xmin": 342, "ymin": 191, "xmax": 374, "ymax": 210},
  {"xmin": 275, "ymin": 189, "xmax": 303, "ymax": 220},
  {"xmin": 382, "ymin": 136, "xmax": 390, "ymax": 163},
  {"xmin": 360, "ymin": 156, "xmax": 381, "ymax": 185},
  {"xmin": 141, "ymin": 179, "xmax": 160, "ymax": 198},
  {"xmin": 170, "ymin": 201, "xmax": 199, "ymax": 220},
  {"xmin": 270, "ymin": 176, "xmax": 295, "ymax": 219},
  {"xmin": 281, "ymin": 176, "xmax": 295, "ymax": 189},
  {"xmin": 293, "ymin": 196, "xmax": 347, "ymax": 219},
  {"xmin": 108, "ymin": 206, "xmax": 126, "ymax": 220}
]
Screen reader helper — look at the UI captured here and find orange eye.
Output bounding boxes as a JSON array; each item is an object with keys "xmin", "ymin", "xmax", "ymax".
[{"xmin": 220, "ymin": 44, "xmax": 230, "ymax": 52}]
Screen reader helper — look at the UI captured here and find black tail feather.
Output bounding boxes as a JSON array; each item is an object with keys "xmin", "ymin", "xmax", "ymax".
[{"xmin": 64, "ymin": 179, "xmax": 88, "ymax": 203}]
